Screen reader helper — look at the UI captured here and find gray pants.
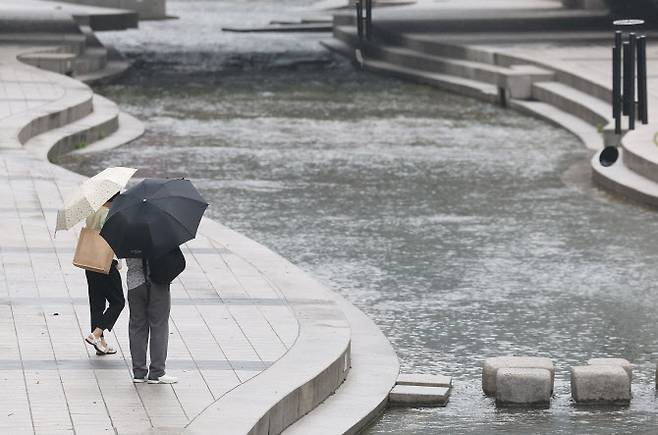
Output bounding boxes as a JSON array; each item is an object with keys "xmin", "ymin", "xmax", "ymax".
[{"xmin": 128, "ymin": 282, "xmax": 171, "ymax": 380}]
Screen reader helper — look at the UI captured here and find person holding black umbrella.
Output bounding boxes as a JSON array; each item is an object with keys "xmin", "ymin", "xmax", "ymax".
[
  {"xmin": 125, "ymin": 256, "xmax": 178, "ymax": 384},
  {"xmin": 100, "ymin": 178, "xmax": 208, "ymax": 384}
]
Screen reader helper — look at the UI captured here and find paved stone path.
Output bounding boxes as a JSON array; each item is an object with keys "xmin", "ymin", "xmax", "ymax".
[{"xmin": 0, "ymin": 44, "xmax": 299, "ymax": 435}]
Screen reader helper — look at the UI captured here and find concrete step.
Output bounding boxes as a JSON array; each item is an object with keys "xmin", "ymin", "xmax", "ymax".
[
  {"xmin": 333, "ymin": 24, "xmax": 362, "ymax": 47},
  {"xmin": 334, "ymin": 27, "xmax": 552, "ymax": 99},
  {"xmin": 592, "ymin": 148, "xmax": 658, "ymax": 208},
  {"xmin": 333, "ymin": 7, "xmax": 612, "ymax": 32},
  {"xmin": 531, "ymin": 81, "xmax": 612, "ymax": 129},
  {"xmin": 18, "ymin": 52, "xmax": 76, "ymax": 75},
  {"xmin": 73, "ymin": 47, "xmax": 108, "ymax": 75},
  {"xmin": 393, "ymin": 31, "xmax": 617, "ymax": 66},
  {"xmin": 620, "ymin": 125, "xmax": 658, "ymax": 184},
  {"xmin": 322, "ymin": 39, "xmax": 500, "ymax": 104},
  {"xmin": 396, "ymin": 374, "xmax": 452, "ymax": 388},
  {"xmin": 77, "ymin": 59, "xmax": 131, "ymax": 85},
  {"xmin": 71, "ymin": 111, "xmax": 144, "ymax": 155},
  {"xmin": 321, "ymin": 38, "xmax": 357, "ymax": 59},
  {"xmin": 78, "ymin": 24, "xmax": 105, "ymax": 49},
  {"xmin": 222, "ymin": 23, "xmax": 332, "ymax": 32},
  {"xmin": 365, "ymin": 58, "xmax": 501, "ymax": 103},
  {"xmin": 13, "ymin": 82, "xmax": 94, "ymax": 146},
  {"xmin": 25, "ymin": 94, "xmax": 120, "ymax": 161},
  {"xmin": 389, "ymin": 384, "xmax": 450, "ymax": 406},
  {"xmin": 282, "ymin": 293, "xmax": 399, "ymax": 435},
  {"xmin": 335, "ymin": 25, "xmax": 614, "ymax": 103},
  {"xmin": 510, "ymin": 100, "xmax": 604, "ymax": 151},
  {"xmin": 369, "ymin": 44, "xmax": 552, "ymax": 99},
  {"xmin": 0, "ymin": 33, "xmax": 87, "ymax": 54},
  {"xmin": 398, "ymin": 32, "xmax": 615, "ymax": 102},
  {"xmin": 493, "ymin": 49, "xmax": 612, "ymax": 103}
]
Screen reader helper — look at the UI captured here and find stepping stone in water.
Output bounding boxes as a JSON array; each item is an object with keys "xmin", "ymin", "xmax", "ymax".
[
  {"xmin": 587, "ymin": 358, "xmax": 632, "ymax": 381},
  {"xmin": 495, "ymin": 367, "xmax": 552, "ymax": 406},
  {"xmin": 396, "ymin": 373, "xmax": 452, "ymax": 388},
  {"xmin": 389, "ymin": 385, "xmax": 450, "ymax": 407},
  {"xmin": 571, "ymin": 365, "xmax": 631, "ymax": 405},
  {"xmin": 482, "ymin": 356, "xmax": 555, "ymax": 396}
]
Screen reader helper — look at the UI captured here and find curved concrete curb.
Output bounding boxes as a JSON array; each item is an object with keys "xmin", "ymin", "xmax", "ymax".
[
  {"xmin": 185, "ymin": 218, "xmax": 352, "ymax": 434},
  {"xmin": 284, "ymin": 293, "xmax": 399, "ymax": 435},
  {"xmin": 591, "ymin": 149, "xmax": 658, "ymax": 208}
]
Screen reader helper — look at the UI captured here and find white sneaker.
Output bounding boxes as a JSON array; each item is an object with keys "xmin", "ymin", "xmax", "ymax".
[
  {"xmin": 148, "ymin": 375, "xmax": 178, "ymax": 384},
  {"xmin": 133, "ymin": 377, "xmax": 147, "ymax": 384}
]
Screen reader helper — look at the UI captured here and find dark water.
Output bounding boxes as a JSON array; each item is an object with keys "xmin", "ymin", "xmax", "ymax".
[{"xmin": 58, "ymin": 1, "xmax": 658, "ymax": 433}]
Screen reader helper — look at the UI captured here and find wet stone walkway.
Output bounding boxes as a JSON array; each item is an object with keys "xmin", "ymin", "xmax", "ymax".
[{"xmin": 0, "ymin": 150, "xmax": 299, "ymax": 434}]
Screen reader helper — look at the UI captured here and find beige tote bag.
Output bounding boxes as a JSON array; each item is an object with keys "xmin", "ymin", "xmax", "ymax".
[{"xmin": 73, "ymin": 228, "xmax": 114, "ymax": 274}]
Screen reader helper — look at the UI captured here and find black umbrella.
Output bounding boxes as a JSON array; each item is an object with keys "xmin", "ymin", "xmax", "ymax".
[{"xmin": 100, "ymin": 178, "xmax": 208, "ymax": 259}]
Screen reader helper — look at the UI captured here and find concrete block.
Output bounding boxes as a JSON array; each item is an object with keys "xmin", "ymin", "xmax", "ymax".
[
  {"xmin": 482, "ymin": 356, "xmax": 554, "ymax": 396},
  {"xmin": 495, "ymin": 368, "xmax": 552, "ymax": 406},
  {"xmin": 396, "ymin": 373, "xmax": 452, "ymax": 388},
  {"xmin": 587, "ymin": 358, "xmax": 632, "ymax": 381},
  {"xmin": 389, "ymin": 385, "xmax": 450, "ymax": 407},
  {"xmin": 504, "ymin": 73, "xmax": 533, "ymax": 99},
  {"xmin": 571, "ymin": 365, "xmax": 631, "ymax": 405}
]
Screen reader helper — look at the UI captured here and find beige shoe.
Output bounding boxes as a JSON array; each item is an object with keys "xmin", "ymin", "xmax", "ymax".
[
  {"xmin": 84, "ymin": 334, "xmax": 107, "ymax": 354},
  {"xmin": 96, "ymin": 346, "xmax": 117, "ymax": 356}
]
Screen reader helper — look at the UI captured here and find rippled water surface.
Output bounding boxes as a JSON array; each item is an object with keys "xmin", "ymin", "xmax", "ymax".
[{"xmin": 59, "ymin": 1, "xmax": 658, "ymax": 433}]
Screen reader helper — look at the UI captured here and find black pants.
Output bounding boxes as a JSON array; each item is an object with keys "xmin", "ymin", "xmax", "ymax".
[{"xmin": 86, "ymin": 261, "xmax": 125, "ymax": 332}]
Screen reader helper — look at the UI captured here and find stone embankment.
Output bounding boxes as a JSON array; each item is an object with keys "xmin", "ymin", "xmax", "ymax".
[{"xmin": 325, "ymin": 0, "xmax": 658, "ymax": 209}]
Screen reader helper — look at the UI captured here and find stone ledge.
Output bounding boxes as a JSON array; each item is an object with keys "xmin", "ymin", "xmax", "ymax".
[
  {"xmin": 283, "ymin": 293, "xmax": 399, "ymax": 435},
  {"xmin": 389, "ymin": 385, "xmax": 450, "ymax": 406},
  {"xmin": 397, "ymin": 373, "xmax": 451, "ymax": 388},
  {"xmin": 591, "ymin": 149, "xmax": 658, "ymax": 208},
  {"xmin": 185, "ymin": 219, "xmax": 352, "ymax": 434}
]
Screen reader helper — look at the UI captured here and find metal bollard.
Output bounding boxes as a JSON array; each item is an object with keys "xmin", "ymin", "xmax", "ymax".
[
  {"xmin": 356, "ymin": 0, "xmax": 363, "ymax": 40},
  {"xmin": 622, "ymin": 41, "xmax": 632, "ymax": 117},
  {"xmin": 613, "ymin": 31, "xmax": 622, "ymax": 134},
  {"xmin": 629, "ymin": 33, "xmax": 637, "ymax": 130},
  {"xmin": 608, "ymin": 20, "xmax": 647, "ymax": 146},
  {"xmin": 637, "ymin": 35, "xmax": 648, "ymax": 124},
  {"xmin": 365, "ymin": 0, "xmax": 372, "ymax": 40}
]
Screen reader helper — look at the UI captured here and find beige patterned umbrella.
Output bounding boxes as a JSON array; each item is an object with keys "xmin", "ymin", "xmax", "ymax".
[{"xmin": 56, "ymin": 167, "xmax": 137, "ymax": 232}]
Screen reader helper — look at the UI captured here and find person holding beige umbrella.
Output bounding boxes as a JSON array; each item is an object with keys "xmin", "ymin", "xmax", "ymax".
[{"xmin": 56, "ymin": 167, "xmax": 137, "ymax": 355}]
